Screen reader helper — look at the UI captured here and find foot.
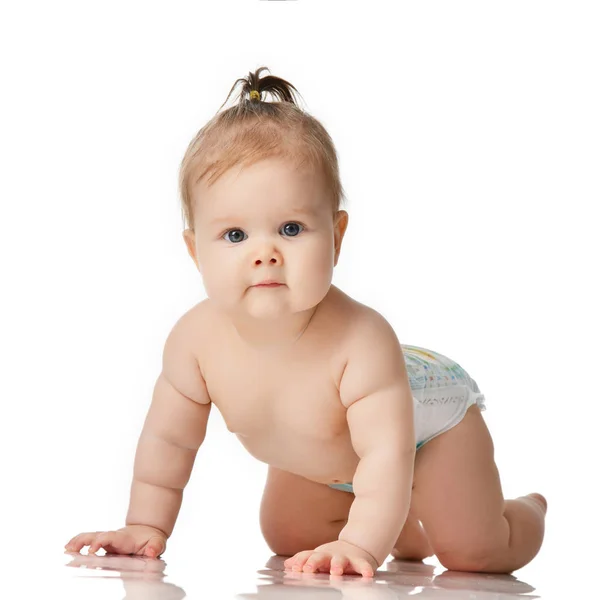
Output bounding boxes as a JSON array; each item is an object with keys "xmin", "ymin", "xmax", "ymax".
[
  {"xmin": 523, "ymin": 492, "xmax": 547, "ymax": 515},
  {"xmin": 391, "ymin": 515, "xmax": 434, "ymax": 561}
]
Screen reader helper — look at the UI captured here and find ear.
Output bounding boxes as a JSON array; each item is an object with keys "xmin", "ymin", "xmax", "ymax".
[
  {"xmin": 333, "ymin": 210, "xmax": 349, "ymax": 267},
  {"xmin": 183, "ymin": 229, "xmax": 201, "ymax": 272}
]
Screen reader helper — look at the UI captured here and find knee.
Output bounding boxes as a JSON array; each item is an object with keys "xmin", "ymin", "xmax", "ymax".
[
  {"xmin": 260, "ymin": 515, "xmax": 344, "ymax": 557},
  {"xmin": 264, "ymin": 539, "xmax": 298, "ymax": 557},
  {"xmin": 437, "ymin": 552, "xmax": 482, "ymax": 572},
  {"xmin": 261, "ymin": 527, "xmax": 316, "ymax": 557},
  {"xmin": 436, "ymin": 548, "xmax": 497, "ymax": 573},
  {"xmin": 432, "ymin": 527, "xmax": 508, "ymax": 573},
  {"xmin": 261, "ymin": 528, "xmax": 297, "ymax": 557},
  {"xmin": 259, "ymin": 516, "xmax": 309, "ymax": 557},
  {"xmin": 260, "ymin": 519, "xmax": 293, "ymax": 556}
]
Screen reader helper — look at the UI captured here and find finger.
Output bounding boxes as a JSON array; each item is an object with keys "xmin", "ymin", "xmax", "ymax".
[
  {"xmin": 65, "ymin": 533, "xmax": 90, "ymax": 551},
  {"xmin": 288, "ymin": 550, "xmax": 314, "ymax": 571},
  {"xmin": 64, "ymin": 535, "xmax": 83, "ymax": 552},
  {"xmin": 330, "ymin": 555, "xmax": 349, "ymax": 575},
  {"xmin": 303, "ymin": 552, "xmax": 329, "ymax": 573},
  {"xmin": 283, "ymin": 554, "xmax": 301, "ymax": 566},
  {"xmin": 89, "ymin": 532, "xmax": 115, "ymax": 554},
  {"xmin": 349, "ymin": 557, "xmax": 374, "ymax": 577},
  {"xmin": 65, "ymin": 535, "xmax": 79, "ymax": 549},
  {"xmin": 66, "ymin": 533, "xmax": 98, "ymax": 553}
]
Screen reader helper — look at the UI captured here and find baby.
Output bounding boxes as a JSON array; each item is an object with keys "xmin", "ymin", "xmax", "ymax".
[{"xmin": 65, "ymin": 67, "xmax": 547, "ymax": 577}]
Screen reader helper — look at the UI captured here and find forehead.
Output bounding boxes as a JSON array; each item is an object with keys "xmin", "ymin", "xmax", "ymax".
[{"xmin": 194, "ymin": 158, "xmax": 325, "ymax": 220}]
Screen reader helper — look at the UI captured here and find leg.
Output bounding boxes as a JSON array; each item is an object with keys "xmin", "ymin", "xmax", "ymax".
[
  {"xmin": 391, "ymin": 510, "xmax": 435, "ymax": 561},
  {"xmin": 260, "ymin": 465, "xmax": 434, "ymax": 561},
  {"xmin": 411, "ymin": 404, "xmax": 547, "ymax": 573},
  {"xmin": 259, "ymin": 466, "xmax": 354, "ymax": 556}
]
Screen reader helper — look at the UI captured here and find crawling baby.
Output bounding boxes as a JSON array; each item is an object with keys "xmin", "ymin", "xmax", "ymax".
[{"xmin": 65, "ymin": 67, "xmax": 547, "ymax": 577}]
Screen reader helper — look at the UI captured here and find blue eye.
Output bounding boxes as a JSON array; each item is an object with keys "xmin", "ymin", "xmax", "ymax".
[
  {"xmin": 223, "ymin": 229, "xmax": 246, "ymax": 243},
  {"xmin": 282, "ymin": 222, "xmax": 303, "ymax": 237},
  {"xmin": 223, "ymin": 222, "xmax": 304, "ymax": 243}
]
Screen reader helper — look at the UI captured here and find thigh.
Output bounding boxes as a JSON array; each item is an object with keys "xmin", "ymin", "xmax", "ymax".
[
  {"xmin": 411, "ymin": 404, "xmax": 508, "ymax": 569},
  {"xmin": 259, "ymin": 466, "xmax": 355, "ymax": 556}
]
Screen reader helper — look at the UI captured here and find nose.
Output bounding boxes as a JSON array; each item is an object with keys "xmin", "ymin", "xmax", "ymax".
[
  {"xmin": 254, "ymin": 255, "xmax": 279, "ymax": 266},
  {"xmin": 253, "ymin": 241, "xmax": 282, "ymax": 266}
]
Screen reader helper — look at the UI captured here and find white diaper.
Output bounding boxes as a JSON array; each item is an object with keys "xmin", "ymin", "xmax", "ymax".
[
  {"xmin": 403, "ymin": 344, "xmax": 487, "ymax": 448},
  {"xmin": 328, "ymin": 344, "xmax": 486, "ymax": 494}
]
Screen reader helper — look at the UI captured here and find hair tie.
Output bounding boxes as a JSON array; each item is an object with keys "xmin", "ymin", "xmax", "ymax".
[{"xmin": 249, "ymin": 90, "xmax": 261, "ymax": 101}]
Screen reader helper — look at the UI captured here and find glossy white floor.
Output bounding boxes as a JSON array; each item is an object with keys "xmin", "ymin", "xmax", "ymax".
[{"xmin": 55, "ymin": 540, "xmax": 575, "ymax": 599}]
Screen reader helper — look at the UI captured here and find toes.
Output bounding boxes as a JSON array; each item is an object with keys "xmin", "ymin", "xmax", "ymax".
[{"xmin": 527, "ymin": 493, "xmax": 548, "ymax": 514}]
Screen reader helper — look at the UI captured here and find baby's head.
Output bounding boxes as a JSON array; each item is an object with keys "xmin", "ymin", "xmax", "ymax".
[{"xmin": 180, "ymin": 67, "xmax": 349, "ymax": 320}]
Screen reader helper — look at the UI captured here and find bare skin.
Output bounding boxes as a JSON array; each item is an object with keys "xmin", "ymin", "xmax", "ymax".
[
  {"xmin": 66, "ymin": 158, "xmax": 546, "ymax": 575},
  {"xmin": 198, "ymin": 285, "xmax": 362, "ymax": 486},
  {"xmin": 195, "ymin": 289, "xmax": 547, "ymax": 574}
]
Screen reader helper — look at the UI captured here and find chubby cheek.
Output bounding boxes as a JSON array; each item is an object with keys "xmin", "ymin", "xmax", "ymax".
[
  {"xmin": 198, "ymin": 242, "xmax": 334, "ymax": 309},
  {"xmin": 199, "ymin": 263, "xmax": 240, "ymax": 306},
  {"xmin": 292, "ymin": 250, "xmax": 334, "ymax": 302}
]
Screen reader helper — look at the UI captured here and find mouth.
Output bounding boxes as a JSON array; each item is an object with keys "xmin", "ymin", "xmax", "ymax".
[{"xmin": 254, "ymin": 283, "xmax": 284, "ymax": 288}]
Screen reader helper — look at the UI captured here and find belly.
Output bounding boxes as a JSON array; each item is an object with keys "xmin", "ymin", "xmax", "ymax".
[{"xmin": 234, "ymin": 426, "xmax": 361, "ymax": 485}]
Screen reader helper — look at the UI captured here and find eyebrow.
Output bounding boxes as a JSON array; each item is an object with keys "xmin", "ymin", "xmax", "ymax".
[{"xmin": 209, "ymin": 206, "xmax": 318, "ymax": 226}]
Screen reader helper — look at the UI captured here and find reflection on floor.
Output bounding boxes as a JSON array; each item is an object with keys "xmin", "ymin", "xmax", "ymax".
[{"xmin": 62, "ymin": 550, "xmax": 556, "ymax": 599}]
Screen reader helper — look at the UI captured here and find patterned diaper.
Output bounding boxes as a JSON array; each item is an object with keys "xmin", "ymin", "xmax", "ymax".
[{"xmin": 328, "ymin": 344, "xmax": 487, "ymax": 494}]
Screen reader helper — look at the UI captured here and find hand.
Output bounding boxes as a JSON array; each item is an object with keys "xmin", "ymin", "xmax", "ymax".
[
  {"xmin": 64, "ymin": 525, "xmax": 167, "ymax": 558},
  {"xmin": 283, "ymin": 540, "xmax": 378, "ymax": 577}
]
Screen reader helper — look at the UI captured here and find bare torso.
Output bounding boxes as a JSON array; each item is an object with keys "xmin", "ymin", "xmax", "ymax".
[{"xmin": 193, "ymin": 285, "xmax": 365, "ymax": 485}]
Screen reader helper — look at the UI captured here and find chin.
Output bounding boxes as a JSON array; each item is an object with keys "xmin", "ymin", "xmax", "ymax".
[{"xmin": 245, "ymin": 302, "xmax": 293, "ymax": 320}]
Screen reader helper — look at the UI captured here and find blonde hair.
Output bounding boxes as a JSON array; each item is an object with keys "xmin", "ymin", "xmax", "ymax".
[{"xmin": 178, "ymin": 66, "xmax": 347, "ymax": 232}]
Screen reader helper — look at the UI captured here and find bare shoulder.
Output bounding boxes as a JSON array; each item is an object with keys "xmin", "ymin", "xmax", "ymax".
[
  {"xmin": 346, "ymin": 303, "xmax": 403, "ymax": 366},
  {"xmin": 165, "ymin": 299, "xmax": 210, "ymax": 352},
  {"xmin": 338, "ymin": 301, "xmax": 405, "ymax": 408},
  {"xmin": 341, "ymin": 296, "xmax": 400, "ymax": 346},
  {"xmin": 162, "ymin": 299, "xmax": 212, "ymax": 405}
]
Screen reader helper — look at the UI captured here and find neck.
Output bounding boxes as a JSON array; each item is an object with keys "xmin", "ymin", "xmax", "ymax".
[{"xmin": 230, "ymin": 304, "xmax": 319, "ymax": 350}]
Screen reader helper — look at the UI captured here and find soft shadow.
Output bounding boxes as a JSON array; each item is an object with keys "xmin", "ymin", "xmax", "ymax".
[
  {"xmin": 233, "ymin": 555, "xmax": 540, "ymax": 599},
  {"xmin": 64, "ymin": 551, "xmax": 539, "ymax": 600},
  {"xmin": 64, "ymin": 551, "xmax": 186, "ymax": 600}
]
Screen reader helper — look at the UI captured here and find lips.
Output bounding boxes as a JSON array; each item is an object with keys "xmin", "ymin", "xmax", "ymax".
[{"xmin": 254, "ymin": 282, "xmax": 283, "ymax": 287}]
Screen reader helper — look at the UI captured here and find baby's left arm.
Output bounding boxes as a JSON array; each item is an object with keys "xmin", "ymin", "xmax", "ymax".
[{"xmin": 337, "ymin": 309, "xmax": 416, "ymax": 566}]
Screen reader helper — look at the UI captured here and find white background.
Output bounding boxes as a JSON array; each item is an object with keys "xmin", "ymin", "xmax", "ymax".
[{"xmin": 1, "ymin": 1, "xmax": 598, "ymax": 597}]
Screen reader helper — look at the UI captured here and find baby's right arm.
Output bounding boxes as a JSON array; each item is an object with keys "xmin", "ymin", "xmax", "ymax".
[{"xmin": 65, "ymin": 309, "xmax": 212, "ymax": 557}]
